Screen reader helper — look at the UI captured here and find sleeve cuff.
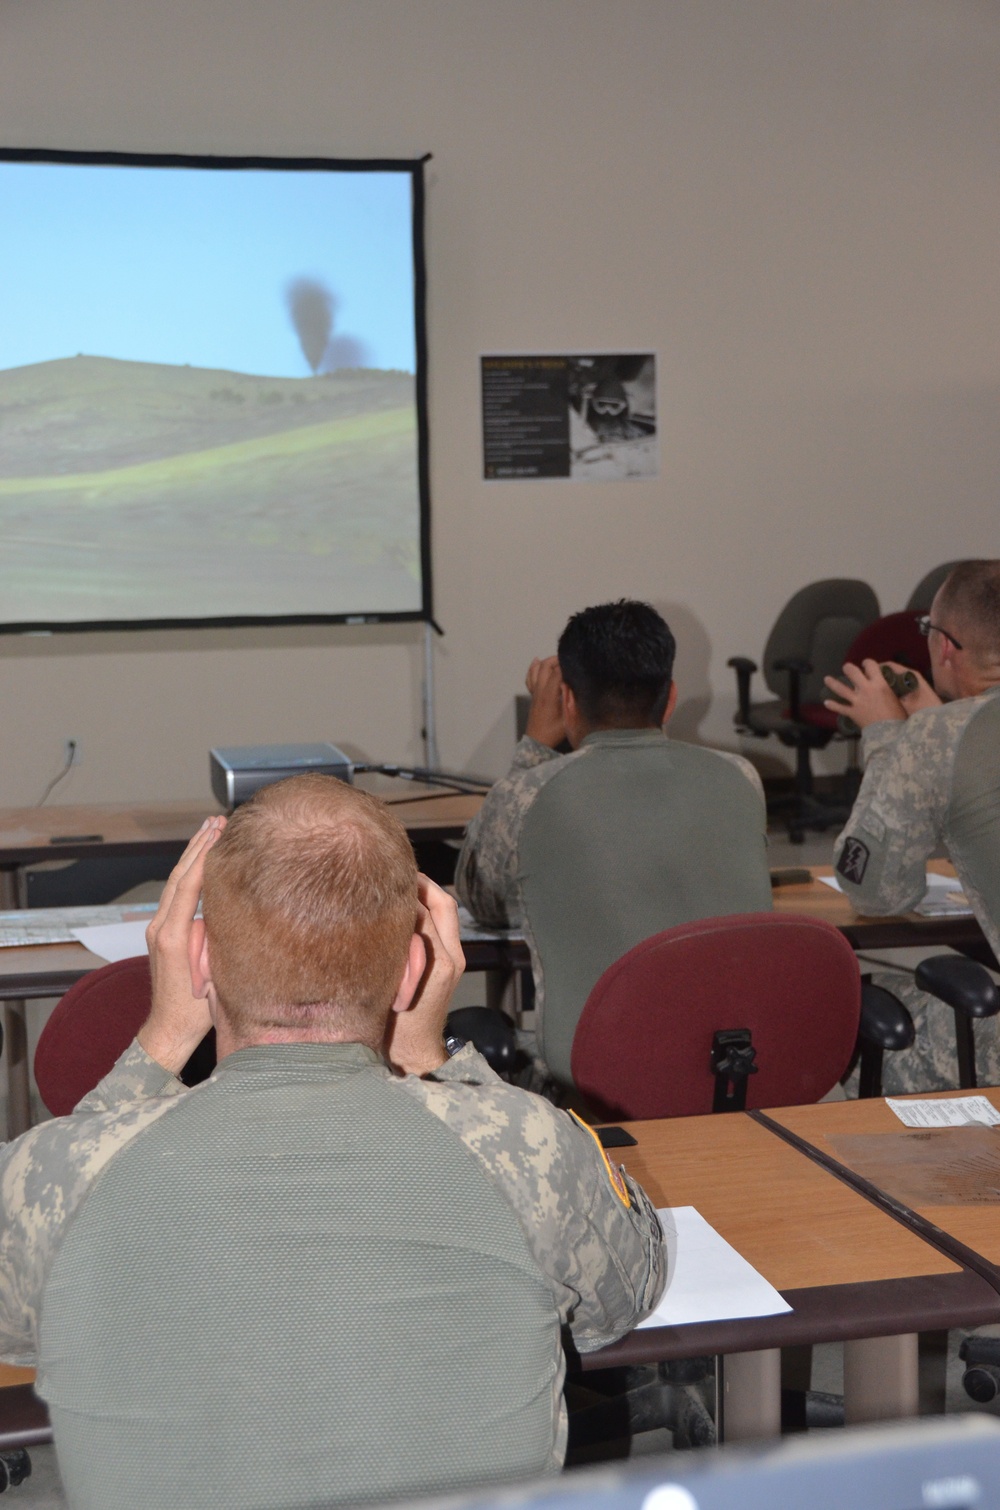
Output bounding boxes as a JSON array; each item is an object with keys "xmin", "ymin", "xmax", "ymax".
[
  {"xmin": 427, "ymin": 1043, "xmax": 503, "ymax": 1085},
  {"xmin": 511, "ymin": 736, "xmax": 562, "ymax": 770}
]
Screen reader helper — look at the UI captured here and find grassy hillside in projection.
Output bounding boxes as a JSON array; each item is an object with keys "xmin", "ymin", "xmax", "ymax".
[{"xmin": 0, "ymin": 357, "xmax": 421, "ymax": 621}]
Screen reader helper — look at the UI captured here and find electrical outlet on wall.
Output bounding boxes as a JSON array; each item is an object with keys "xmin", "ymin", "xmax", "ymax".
[{"xmin": 64, "ymin": 738, "xmax": 82, "ymax": 767}]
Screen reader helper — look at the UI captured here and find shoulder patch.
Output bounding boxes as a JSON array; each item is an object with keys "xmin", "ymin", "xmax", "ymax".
[
  {"xmin": 837, "ymin": 837, "xmax": 870, "ymax": 885},
  {"xmin": 569, "ymin": 1110, "xmax": 631, "ymax": 1207}
]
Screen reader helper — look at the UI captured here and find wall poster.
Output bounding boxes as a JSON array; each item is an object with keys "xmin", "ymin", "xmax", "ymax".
[{"xmin": 481, "ymin": 352, "xmax": 657, "ymax": 482}]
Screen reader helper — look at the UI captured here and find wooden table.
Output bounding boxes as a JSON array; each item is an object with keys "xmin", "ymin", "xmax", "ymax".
[
  {"xmin": 771, "ymin": 861, "xmax": 986, "ymax": 953},
  {"xmin": 577, "ymin": 1110, "xmax": 999, "ymax": 1439},
  {"xmin": 760, "ymin": 1088, "xmax": 1000, "ymax": 1296}
]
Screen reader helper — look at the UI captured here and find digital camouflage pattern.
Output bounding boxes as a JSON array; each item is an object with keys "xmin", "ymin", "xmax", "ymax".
[
  {"xmin": 455, "ymin": 733, "xmax": 764, "ymax": 928},
  {"xmin": 834, "ymin": 690, "xmax": 1000, "ymax": 963},
  {"xmin": 835, "ymin": 688, "xmax": 1000, "ymax": 1092},
  {"xmin": 0, "ymin": 1039, "xmax": 665, "ymax": 1367},
  {"xmin": 455, "ymin": 736, "xmax": 562, "ymax": 926}
]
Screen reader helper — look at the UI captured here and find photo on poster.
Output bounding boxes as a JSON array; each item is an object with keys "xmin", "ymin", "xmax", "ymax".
[
  {"xmin": 568, "ymin": 353, "xmax": 656, "ymax": 480},
  {"xmin": 481, "ymin": 352, "xmax": 656, "ymax": 481}
]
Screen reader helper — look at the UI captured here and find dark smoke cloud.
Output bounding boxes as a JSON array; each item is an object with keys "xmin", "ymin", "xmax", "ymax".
[
  {"xmin": 285, "ymin": 278, "xmax": 335, "ymax": 374},
  {"xmin": 285, "ymin": 277, "xmax": 371, "ymax": 374}
]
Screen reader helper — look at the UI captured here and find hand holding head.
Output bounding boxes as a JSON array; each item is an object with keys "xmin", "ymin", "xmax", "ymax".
[
  {"xmin": 383, "ymin": 875, "xmax": 466, "ymax": 1077},
  {"xmin": 524, "ymin": 655, "xmax": 567, "ymax": 748},
  {"xmin": 138, "ymin": 815, "xmax": 225, "ymax": 1074}
]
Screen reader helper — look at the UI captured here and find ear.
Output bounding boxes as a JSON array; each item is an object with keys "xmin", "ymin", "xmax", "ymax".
[
  {"xmin": 188, "ymin": 919, "xmax": 213, "ymax": 1001},
  {"xmin": 561, "ymin": 681, "xmax": 577, "ymax": 721},
  {"xmin": 389, "ymin": 932, "xmax": 427, "ymax": 1016},
  {"xmin": 661, "ymin": 680, "xmax": 679, "ymax": 727}
]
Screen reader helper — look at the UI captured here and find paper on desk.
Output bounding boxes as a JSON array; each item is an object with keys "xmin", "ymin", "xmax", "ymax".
[
  {"xmin": 70, "ymin": 920, "xmax": 149, "ymax": 964},
  {"xmin": 886, "ymin": 1096, "xmax": 1000, "ymax": 1129},
  {"xmin": 636, "ymin": 1207, "xmax": 791, "ymax": 1328},
  {"xmin": 0, "ymin": 904, "xmax": 158, "ymax": 949},
  {"xmin": 818, "ymin": 871, "xmax": 973, "ymax": 915}
]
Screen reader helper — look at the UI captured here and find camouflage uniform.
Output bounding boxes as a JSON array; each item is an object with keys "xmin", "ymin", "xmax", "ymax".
[
  {"xmin": 834, "ymin": 687, "xmax": 1000, "ymax": 1090},
  {"xmin": 456, "ymin": 732, "xmax": 765, "ymax": 927},
  {"xmin": 0, "ymin": 1038, "xmax": 665, "ymax": 1394}
]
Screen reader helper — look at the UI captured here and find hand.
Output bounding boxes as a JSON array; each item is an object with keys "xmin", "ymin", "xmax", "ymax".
[
  {"xmin": 524, "ymin": 654, "xmax": 566, "ymax": 747},
  {"xmin": 138, "ymin": 816, "xmax": 225, "ymax": 1074},
  {"xmin": 383, "ymin": 875, "xmax": 466, "ymax": 1076},
  {"xmin": 823, "ymin": 659, "xmax": 907, "ymax": 730},
  {"xmin": 882, "ymin": 662, "xmax": 942, "ymax": 716}
]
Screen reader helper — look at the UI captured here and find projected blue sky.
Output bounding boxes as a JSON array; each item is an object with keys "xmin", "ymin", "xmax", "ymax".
[{"xmin": 0, "ymin": 161, "xmax": 416, "ymax": 377}]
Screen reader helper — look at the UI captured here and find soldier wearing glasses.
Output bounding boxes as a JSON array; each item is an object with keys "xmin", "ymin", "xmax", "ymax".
[{"xmin": 823, "ymin": 560, "xmax": 1000, "ymax": 1088}]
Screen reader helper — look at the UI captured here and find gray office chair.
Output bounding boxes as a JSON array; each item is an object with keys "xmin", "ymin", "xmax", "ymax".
[
  {"xmin": 729, "ymin": 578, "xmax": 880, "ymax": 842},
  {"xmin": 907, "ymin": 561, "xmax": 966, "ymax": 612},
  {"xmin": 516, "ymin": 738, "xmax": 773, "ymax": 1088},
  {"xmin": 37, "ymin": 1069, "xmax": 562, "ymax": 1510}
]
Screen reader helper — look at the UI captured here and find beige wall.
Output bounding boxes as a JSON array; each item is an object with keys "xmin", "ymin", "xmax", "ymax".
[{"xmin": 0, "ymin": 0, "xmax": 997, "ymax": 804}]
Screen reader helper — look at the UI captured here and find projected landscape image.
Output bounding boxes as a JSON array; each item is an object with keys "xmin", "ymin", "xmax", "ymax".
[{"xmin": 0, "ymin": 157, "xmax": 423, "ymax": 625}]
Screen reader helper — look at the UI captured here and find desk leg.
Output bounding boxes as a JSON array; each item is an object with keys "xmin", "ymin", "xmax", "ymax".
[
  {"xmin": 717, "ymin": 1349, "xmax": 781, "ymax": 1441},
  {"xmin": 844, "ymin": 1334, "xmax": 919, "ymax": 1424},
  {"xmin": 4, "ymin": 1002, "xmax": 31, "ymax": 1140},
  {"xmin": 485, "ymin": 969, "xmax": 514, "ymax": 1016}
]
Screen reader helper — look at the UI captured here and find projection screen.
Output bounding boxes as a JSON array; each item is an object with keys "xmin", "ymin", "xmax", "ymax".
[{"xmin": 0, "ymin": 150, "xmax": 431, "ymax": 631}]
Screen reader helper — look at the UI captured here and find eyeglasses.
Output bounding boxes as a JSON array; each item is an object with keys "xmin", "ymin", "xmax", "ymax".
[{"xmin": 917, "ymin": 614, "xmax": 963, "ymax": 651}]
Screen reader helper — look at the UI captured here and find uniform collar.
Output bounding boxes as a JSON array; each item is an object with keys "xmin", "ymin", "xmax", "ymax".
[
  {"xmin": 216, "ymin": 1041, "xmax": 383, "ymax": 1077},
  {"xmin": 578, "ymin": 727, "xmax": 667, "ymax": 749}
]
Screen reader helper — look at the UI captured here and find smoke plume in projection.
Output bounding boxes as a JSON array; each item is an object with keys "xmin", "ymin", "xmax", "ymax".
[{"xmin": 285, "ymin": 277, "xmax": 370, "ymax": 373}]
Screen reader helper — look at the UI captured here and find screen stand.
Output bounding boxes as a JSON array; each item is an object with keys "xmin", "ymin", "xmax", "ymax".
[{"xmin": 422, "ymin": 620, "xmax": 440, "ymax": 770}]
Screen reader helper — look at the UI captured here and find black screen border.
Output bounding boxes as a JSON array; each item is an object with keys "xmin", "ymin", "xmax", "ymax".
[{"xmin": 0, "ymin": 146, "xmax": 433, "ymax": 635}]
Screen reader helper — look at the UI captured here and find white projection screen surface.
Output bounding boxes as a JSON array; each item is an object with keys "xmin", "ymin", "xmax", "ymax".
[{"xmin": 0, "ymin": 151, "xmax": 431, "ymax": 630}]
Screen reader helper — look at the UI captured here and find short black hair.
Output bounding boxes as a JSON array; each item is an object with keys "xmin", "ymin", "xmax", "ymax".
[
  {"xmin": 557, "ymin": 600, "xmax": 676, "ymax": 727},
  {"xmin": 937, "ymin": 560, "xmax": 1000, "ymax": 665}
]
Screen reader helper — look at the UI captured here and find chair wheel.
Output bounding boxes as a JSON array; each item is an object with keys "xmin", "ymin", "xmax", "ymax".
[
  {"xmin": 0, "ymin": 1450, "xmax": 31, "ymax": 1490},
  {"xmin": 963, "ymin": 1364, "xmax": 1000, "ymax": 1404}
]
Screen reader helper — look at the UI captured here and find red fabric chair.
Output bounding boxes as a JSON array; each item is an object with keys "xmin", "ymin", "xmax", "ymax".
[
  {"xmin": 35, "ymin": 957, "xmax": 217, "ymax": 1115},
  {"xmin": 571, "ymin": 913, "xmax": 869, "ymax": 1121},
  {"xmin": 843, "ymin": 609, "xmax": 931, "ymax": 681},
  {"xmin": 34, "ymin": 958, "xmax": 154, "ymax": 1115}
]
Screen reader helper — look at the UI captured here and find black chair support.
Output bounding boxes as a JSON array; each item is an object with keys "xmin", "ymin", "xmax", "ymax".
[
  {"xmin": 856, "ymin": 982, "xmax": 916, "ymax": 1100},
  {"xmin": 914, "ymin": 955, "xmax": 1000, "ymax": 1089}
]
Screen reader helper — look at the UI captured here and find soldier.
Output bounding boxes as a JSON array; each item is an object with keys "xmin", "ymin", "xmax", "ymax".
[
  {"xmin": 0, "ymin": 776, "xmax": 665, "ymax": 1497},
  {"xmin": 824, "ymin": 559, "xmax": 1000, "ymax": 1089},
  {"xmin": 455, "ymin": 600, "xmax": 773, "ymax": 1087}
]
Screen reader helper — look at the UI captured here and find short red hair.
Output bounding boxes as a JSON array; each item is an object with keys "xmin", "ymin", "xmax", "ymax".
[{"xmin": 202, "ymin": 774, "xmax": 418, "ymax": 1040}]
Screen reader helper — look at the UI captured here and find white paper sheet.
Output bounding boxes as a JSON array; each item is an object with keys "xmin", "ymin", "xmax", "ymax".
[
  {"xmin": 636, "ymin": 1206, "xmax": 791, "ymax": 1328},
  {"xmin": 70, "ymin": 919, "xmax": 150, "ymax": 963},
  {"xmin": 886, "ymin": 1095, "xmax": 1000, "ymax": 1129},
  {"xmin": 0, "ymin": 903, "xmax": 158, "ymax": 949}
]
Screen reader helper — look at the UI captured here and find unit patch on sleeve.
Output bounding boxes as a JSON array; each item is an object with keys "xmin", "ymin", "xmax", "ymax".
[
  {"xmin": 569, "ymin": 1111, "xmax": 632, "ymax": 1208},
  {"xmin": 837, "ymin": 837, "xmax": 871, "ymax": 885}
]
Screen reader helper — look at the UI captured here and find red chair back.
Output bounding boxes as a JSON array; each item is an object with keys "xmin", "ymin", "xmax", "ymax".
[
  {"xmin": 35, "ymin": 958, "xmax": 153, "ymax": 1115},
  {"xmin": 571, "ymin": 912, "xmax": 860, "ymax": 1120},
  {"xmin": 844, "ymin": 610, "xmax": 931, "ymax": 680}
]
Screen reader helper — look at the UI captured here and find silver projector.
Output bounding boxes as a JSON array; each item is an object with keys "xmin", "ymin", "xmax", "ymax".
[{"xmin": 210, "ymin": 743, "xmax": 354, "ymax": 811}]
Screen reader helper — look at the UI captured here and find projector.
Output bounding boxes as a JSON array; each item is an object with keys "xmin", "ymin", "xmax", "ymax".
[{"xmin": 210, "ymin": 743, "xmax": 354, "ymax": 811}]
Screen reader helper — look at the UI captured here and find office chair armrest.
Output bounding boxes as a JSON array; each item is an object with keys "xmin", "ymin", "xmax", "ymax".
[
  {"xmin": 915, "ymin": 955, "xmax": 1000, "ymax": 1020},
  {"xmin": 726, "ymin": 657, "xmax": 758, "ymax": 727},
  {"xmin": 859, "ymin": 981, "xmax": 916, "ymax": 1051},
  {"xmin": 772, "ymin": 656, "xmax": 813, "ymax": 721},
  {"xmin": 855, "ymin": 981, "xmax": 915, "ymax": 1099}
]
